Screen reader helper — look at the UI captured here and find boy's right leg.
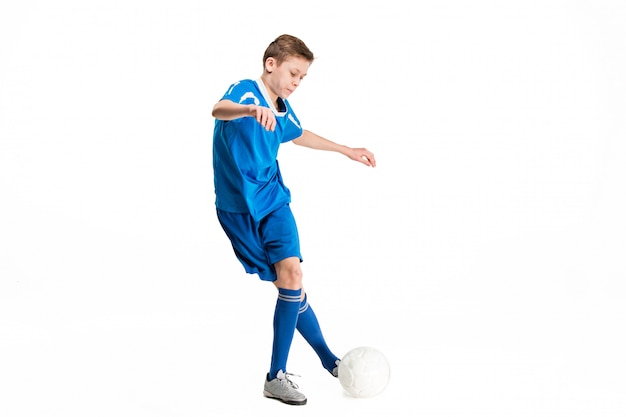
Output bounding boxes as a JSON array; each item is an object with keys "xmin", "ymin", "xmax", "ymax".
[
  {"xmin": 268, "ymin": 286, "xmax": 301, "ymax": 379},
  {"xmin": 263, "ymin": 257, "xmax": 307, "ymax": 405}
]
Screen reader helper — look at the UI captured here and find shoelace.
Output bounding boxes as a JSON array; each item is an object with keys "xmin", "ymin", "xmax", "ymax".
[{"xmin": 280, "ymin": 372, "xmax": 301, "ymax": 389}]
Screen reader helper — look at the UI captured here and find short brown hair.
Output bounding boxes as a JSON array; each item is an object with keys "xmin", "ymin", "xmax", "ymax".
[{"xmin": 262, "ymin": 34, "xmax": 315, "ymax": 67}]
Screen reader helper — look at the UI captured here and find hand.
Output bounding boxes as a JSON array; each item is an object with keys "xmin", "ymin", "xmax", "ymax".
[
  {"xmin": 347, "ymin": 147, "xmax": 376, "ymax": 167},
  {"xmin": 251, "ymin": 105, "xmax": 276, "ymax": 131}
]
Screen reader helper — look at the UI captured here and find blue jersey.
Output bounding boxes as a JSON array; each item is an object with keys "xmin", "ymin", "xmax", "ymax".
[{"xmin": 212, "ymin": 79, "xmax": 303, "ymax": 220}]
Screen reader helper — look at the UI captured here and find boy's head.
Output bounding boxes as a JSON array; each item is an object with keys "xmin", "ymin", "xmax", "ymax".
[
  {"xmin": 262, "ymin": 34, "xmax": 314, "ymax": 69},
  {"xmin": 261, "ymin": 35, "xmax": 314, "ymax": 99}
]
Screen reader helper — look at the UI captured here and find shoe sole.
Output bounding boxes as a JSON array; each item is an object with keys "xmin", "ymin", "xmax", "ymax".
[{"xmin": 263, "ymin": 390, "xmax": 307, "ymax": 406}]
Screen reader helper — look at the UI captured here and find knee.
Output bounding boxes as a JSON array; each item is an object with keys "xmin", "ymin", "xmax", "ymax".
[{"xmin": 274, "ymin": 258, "xmax": 303, "ymax": 290}]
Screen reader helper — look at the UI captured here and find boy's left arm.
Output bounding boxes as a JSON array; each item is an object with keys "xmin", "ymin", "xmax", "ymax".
[{"xmin": 293, "ymin": 130, "xmax": 376, "ymax": 167}]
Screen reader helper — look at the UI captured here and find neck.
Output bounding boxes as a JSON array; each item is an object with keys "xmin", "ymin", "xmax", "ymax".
[{"xmin": 260, "ymin": 76, "xmax": 279, "ymax": 107}]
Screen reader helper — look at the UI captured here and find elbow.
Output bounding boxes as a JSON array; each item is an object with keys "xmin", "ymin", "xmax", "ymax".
[{"xmin": 211, "ymin": 100, "xmax": 224, "ymax": 119}]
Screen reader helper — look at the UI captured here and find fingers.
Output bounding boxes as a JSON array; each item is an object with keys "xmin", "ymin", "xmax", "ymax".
[
  {"xmin": 254, "ymin": 106, "xmax": 276, "ymax": 131},
  {"xmin": 363, "ymin": 151, "xmax": 376, "ymax": 167},
  {"xmin": 355, "ymin": 148, "xmax": 376, "ymax": 167}
]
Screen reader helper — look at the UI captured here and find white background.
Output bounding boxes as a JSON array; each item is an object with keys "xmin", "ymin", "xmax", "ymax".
[{"xmin": 1, "ymin": 1, "xmax": 625, "ymax": 416}]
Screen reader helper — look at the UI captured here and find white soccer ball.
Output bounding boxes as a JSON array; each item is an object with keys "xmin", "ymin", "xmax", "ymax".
[{"xmin": 338, "ymin": 346, "xmax": 391, "ymax": 398}]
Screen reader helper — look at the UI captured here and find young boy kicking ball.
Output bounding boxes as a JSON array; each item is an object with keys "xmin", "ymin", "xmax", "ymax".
[{"xmin": 211, "ymin": 34, "xmax": 376, "ymax": 405}]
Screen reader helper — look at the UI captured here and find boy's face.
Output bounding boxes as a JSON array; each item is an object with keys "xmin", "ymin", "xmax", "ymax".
[{"xmin": 265, "ymin": 56, "xmax": 311, "ymax": 99}]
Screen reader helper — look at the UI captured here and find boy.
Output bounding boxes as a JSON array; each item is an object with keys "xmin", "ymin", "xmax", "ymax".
[{"xmin": 211, "ymin": 34, "xmax": 376, "ymax": 405}]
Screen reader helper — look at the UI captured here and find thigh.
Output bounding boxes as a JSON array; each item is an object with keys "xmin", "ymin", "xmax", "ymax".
[
  {"xmin": 217, "ymin": 209, "xmax": 274, "ymax": 281},
  {"xmin": 260, "ymin": 204, "xmax": 302, "ymax": 266}
]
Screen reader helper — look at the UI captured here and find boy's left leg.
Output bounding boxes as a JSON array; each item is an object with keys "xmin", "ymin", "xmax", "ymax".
[{"xmin": 297, "ymin": 293, "xmax": 341, "ymax": 376}]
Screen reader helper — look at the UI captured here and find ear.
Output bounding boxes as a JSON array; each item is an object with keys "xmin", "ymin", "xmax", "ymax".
[{"xmin": 264, "ymin": 57, "xmax": 276, "ymax": 74}]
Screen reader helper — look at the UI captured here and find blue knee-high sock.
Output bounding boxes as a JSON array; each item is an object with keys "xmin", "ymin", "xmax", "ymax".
[
  {"xmin": 269, "ymin": 288, "xmax": 302, "ymax": 380},
  {"xmin": 296, "ymin": 293, "xmax": 340, "ymax": 374}
]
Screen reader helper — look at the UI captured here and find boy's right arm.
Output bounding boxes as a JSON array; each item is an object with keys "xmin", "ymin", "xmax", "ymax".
[{"xmin": 212, "ymin": 100, "xmax": 276, "ymax": 131}]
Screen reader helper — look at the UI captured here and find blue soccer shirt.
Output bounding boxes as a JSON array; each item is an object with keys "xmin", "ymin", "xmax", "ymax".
[{"xmin": 212, "ymin": 79, "xmax": 303, "ymax": 220}]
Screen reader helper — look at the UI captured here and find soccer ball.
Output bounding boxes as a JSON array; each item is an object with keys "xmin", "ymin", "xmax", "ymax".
[{"xmin": 338, "ymin": 346, "xmax": 391, "ymax": 398}]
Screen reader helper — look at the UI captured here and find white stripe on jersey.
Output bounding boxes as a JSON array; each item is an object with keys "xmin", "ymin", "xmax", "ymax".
[
  {"xmin": 288, "ymin": 114, "xmax": 301, "ymax": 129},
  {"xmin": 239, "ymin": 91, "xmax": 260, "ymax": 105}
]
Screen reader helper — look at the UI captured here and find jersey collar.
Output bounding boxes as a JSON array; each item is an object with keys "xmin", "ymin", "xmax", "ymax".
[{"xmin": 256, "ymin": 78, "xmax": 287, "ymax": 116}]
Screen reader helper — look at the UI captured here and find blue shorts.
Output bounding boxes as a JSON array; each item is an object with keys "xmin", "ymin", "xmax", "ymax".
[{"xmin": 217, "ymin": 204, "xmax": 302, "ymax": 282}]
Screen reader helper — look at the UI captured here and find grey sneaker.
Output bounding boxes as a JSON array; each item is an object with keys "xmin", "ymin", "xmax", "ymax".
[
  {"xmin": 263, "ymin": 370, "xmax": 307, "ymax": 405},
  {"xmin": 332, "ymin": 360, "xmax": 340, "ymax": 378}
]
